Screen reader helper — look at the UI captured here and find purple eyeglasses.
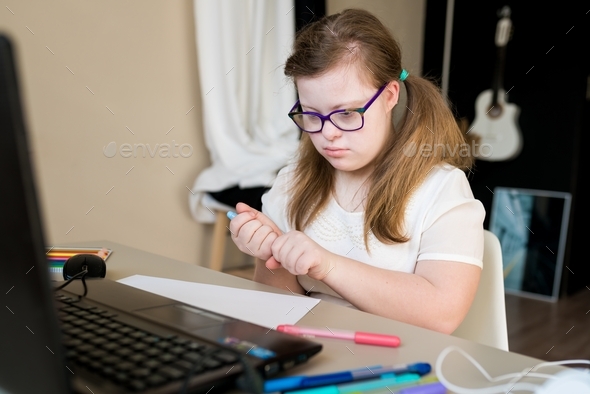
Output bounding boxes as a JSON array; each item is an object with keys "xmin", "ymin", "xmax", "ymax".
[{"xmin": 288, "ymin": 83, "xmax": 388, "ymax": 133}]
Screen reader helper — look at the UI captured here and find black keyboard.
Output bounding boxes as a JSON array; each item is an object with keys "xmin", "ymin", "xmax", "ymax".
[{"xmin": 55, "ymin": 293, "xmax": 241, "ymax": 392}]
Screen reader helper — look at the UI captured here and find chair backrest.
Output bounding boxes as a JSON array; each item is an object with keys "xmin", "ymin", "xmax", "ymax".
[{"xmin": 451, "ymin": 229, "xmax": 509, "ymax": 351}]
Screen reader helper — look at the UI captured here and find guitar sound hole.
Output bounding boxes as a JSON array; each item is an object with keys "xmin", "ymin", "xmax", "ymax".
[{"xmin": 488, "ymin": 105, "xmax": 503, "ymax": 118}]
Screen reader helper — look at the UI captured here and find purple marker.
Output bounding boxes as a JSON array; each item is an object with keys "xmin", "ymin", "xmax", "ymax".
[{"xmin": 398, "ymin": 381, "xmax": 447, "ymax": 394}]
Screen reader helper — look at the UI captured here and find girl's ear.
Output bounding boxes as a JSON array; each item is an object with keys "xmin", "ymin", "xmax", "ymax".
[{"xmin": 383, "ymin": 80, "xmax": 400, "ymax": 112}]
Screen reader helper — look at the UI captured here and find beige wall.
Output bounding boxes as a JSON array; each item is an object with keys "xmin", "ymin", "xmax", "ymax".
[
  {"xmin": 0, "ymin": 1, "xmax": 426, "ymax": 268},
  {"xmin": 327, "ymin": 0, "xmax": 426, "ymax": 75}
]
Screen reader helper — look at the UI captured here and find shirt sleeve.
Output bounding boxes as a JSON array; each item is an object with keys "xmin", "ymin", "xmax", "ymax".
[
  {"xmin": 260, "ymin": 164, "xmax": 294, "ymax": 233},
  {"xmin": 417, "ymin": 168, "xmax": 485, "ymax": 268}
]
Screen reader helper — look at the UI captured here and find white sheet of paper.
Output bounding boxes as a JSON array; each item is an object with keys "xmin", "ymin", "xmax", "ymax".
[{"xmin": 117, "ymin": 275, "xmax": 320, "ymax": 329}]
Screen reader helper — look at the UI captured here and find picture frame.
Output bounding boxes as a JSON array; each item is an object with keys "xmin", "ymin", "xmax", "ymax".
[{"xmin": 488, "ymin": 187, "xmax": 572, "ymax": 301}]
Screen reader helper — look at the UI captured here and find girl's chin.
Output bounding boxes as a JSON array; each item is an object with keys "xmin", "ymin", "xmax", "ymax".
[{"xmin": 323, "ymin": 158, "xmax": 359, "ymax": 172}]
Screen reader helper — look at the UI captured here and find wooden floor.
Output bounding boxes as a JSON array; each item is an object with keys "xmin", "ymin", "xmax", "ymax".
[
  {"xmin": 505, "ymin": 289, "xmax": 590, "ymax": 362},
  {"xmin": 224, "ymin": 265, "xmax": 590, "ymax": 362}
]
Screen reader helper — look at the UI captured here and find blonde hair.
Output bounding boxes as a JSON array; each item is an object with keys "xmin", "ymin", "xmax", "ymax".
[{"xmin": 284, "ymin": 8, "xmax": 473, "ymax": 248}]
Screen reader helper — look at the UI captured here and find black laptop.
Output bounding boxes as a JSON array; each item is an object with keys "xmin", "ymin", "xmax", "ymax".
[{"xmin": 0, "ymin": 33, "xmax": 321, "ymax": 394}]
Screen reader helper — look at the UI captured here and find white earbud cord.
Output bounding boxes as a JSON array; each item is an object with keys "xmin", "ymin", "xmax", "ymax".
[{"xmin": 435, "ymin": 345, "xmax": 590, "ymax": 393}]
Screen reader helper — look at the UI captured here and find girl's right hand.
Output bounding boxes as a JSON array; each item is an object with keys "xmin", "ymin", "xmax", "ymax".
[{"xmin": 229, "ymin": 202, "xmax": 283, "ymax": 262}]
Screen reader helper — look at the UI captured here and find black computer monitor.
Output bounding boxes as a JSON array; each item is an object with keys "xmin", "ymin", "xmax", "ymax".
[{"xmin": 0, "ymin": 33, "xmax": 71, "ymax": 394}]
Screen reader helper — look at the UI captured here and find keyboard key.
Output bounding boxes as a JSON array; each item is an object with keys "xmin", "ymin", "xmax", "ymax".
[
  {"xmin": 100, "ymin": 366, "xmax": 117, "ymax": 378},
  {"xmin": 105, "ymin": 332, "xmax": 123, "ymax": 341},
  {"xmin": 77, "ymin": 344, "xmax": 95, "ymax": 354},
  {"xmin": 159, "ymin": 366, "xmax": 185, "ymax": 380},
  {"xmin": 158, "ymin": 353, "xmax": 176, "ymax": 364},
  {"xmin": 172, "ymin": 337, "xmax": 190, "ymax": 346},
  {"xmin": 186, "ymin": 342, "xmax": 207, "ymax": 351},
  {"xmin": 128, "ymin": 354, "xmax": 148, "ymax": 364},
  {"xmin": 155, "ymin": 341, "xmax": 173, "ymax": 350},
  {"xmin": 142, "ymin": 359, "xmax": 162, "ymax": 370},
  {"xmin": 88, "ymin": 349, "xmax": 108, "ymax": 359},
  {"xmin": 202, "ymin": 358, "xmax": 222, "ymax": 370},
  {"xmin": 63, "ymin": 338, "xmax": 83, "ymax": 348},
  {"xmin": 72, "ymin": 310, "xmax": 90, "ymax": 317},
  {"xmin": 64, "ymin": 327, "xmax": 85, "ymax": 336},
  {"xmin": 100, "ymin": 355, "xmax": 122, "ymax": 366},
  {"xmin": 144, "ymin": 348, "xmax": 163, "ymax": 358},
  {"xmin": 142, "ymin": 336, "xmax": 161, "ymax": 345},
  {"xmin": 113, "ymin": 372, "xmax": 130, "ymax": 384},
  {"xmin": 77, "ymin": 355, "xmax": 91, "ymax": 365},
  {"xmin": 60, "ymin": 315, "xmax": 78, "ymax": 323},
  {"xmin": 127, "ymin": 380, "xmax": 147, "ymax": 392},
  {"xmin": 174, "ymin": 359, "xmax": 202, "ymax": 373},
  {"xmin": 106, "ymin": 322, "xmax": 123, "ymax": 330},
  {"xmin": 130, "ymin": 368, "xmax": 151, "ymax": 378},
  {"xmin": 146, "ymin": 374, "xmax": 168, "ymax": 387},
  {"xmin": 117, "ymin": 326, "xmax": 135, "ymax": 335},
  {"xmin": 77, "ymin": 332, "xmax": 97, "ymax": 341},
  {"xmin": 117, "ymin": 337, "xmax": 136, "ymax": 346},
  {"xmin": 183, "ymin": 352, "xmax": 203, "ymax": 364},
  {"xmin": 214, "ymin": 350, "xmax": 239, "ymax": 364},
  {"xmin": 74, "ymin": 303, "xmax": 97, "ymax": 310},
  {"xmin": 94, "ymin": 327, "xmax": 110, "ymax": 336},
  {"xmin": 115, "ymin": 361, "xmax": 135, "ymax": 372},
  {"xmin": 70, "ymin": 319, "xmax": 88, "ymax": 327},
  {"xmin": 129, "ymin": 331, "xmax": 148, "ymax": 339},
  {"xmin": 82, "ymin": 323, "xmax": 100, "ymax": 331},
  {"xmin": 169, "ymin": 346, "xmax": 186, "ymax": 356},
  {"xmin": 130, "ymin": 343, "xmax": 148, "ymax": 352},
  {"xmin": 89, "ymin": 337, "xmax": 108, "ymax": 347},
  {"xmin": 101, "ymin": 342, "xmax": 119, "ymax": 352},
  {"xmin": 115, "ymin": 348, "xmax": 134, "ymax": 358}
]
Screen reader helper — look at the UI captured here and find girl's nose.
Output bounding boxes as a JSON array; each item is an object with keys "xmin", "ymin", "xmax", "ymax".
[{"xmin": 321, "ymin": 120, "xmax": 343, "ymax": 141}]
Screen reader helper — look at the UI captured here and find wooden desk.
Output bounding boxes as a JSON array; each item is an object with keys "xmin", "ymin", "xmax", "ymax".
[{"xmin": 69, "ymin": 240, "xmax": 565, "ymax": 393}]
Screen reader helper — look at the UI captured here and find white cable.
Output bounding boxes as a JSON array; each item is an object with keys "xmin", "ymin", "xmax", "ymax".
[{"xmin": 434, "ymin": 345, "xmax": 583, "ymax": 393}]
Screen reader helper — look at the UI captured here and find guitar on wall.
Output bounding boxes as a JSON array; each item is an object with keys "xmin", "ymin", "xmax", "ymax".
[{"xmin": 469, "ymin": 6, "xmax": 523, "ymax": 161}]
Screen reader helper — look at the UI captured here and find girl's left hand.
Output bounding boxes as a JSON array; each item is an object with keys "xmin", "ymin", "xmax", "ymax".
[{"xmin": 269, "ymin": 231, "xmax": 334, "ymax": 281}]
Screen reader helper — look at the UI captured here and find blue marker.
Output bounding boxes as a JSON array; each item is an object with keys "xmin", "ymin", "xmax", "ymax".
[
  {"xmin": 227, "ymin": 211, "xmax": 237, "ymax": 220},
  {"xmin": 264, "ymin": 363, "xmax": 430, "ymax": 393}
]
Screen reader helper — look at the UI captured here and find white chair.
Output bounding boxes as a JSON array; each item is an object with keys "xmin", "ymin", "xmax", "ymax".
[{"xmin": 452, "ymin": 229, "xmax": 509, "ymax": 351}]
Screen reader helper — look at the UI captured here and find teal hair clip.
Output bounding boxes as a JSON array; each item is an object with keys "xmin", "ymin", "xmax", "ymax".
[{"xmin": 399, "ymin": 69, "xmax": 409, "ymax": 82}]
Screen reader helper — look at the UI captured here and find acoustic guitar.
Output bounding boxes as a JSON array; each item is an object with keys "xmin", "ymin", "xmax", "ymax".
[{"xmin": 469, "ymin": 6, "xmax": 522, "ymax": 161}]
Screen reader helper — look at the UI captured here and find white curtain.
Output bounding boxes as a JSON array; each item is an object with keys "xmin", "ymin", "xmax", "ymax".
[{"xmin": 189, "ymin": 0, "xmax": 299, "ymax": 223}]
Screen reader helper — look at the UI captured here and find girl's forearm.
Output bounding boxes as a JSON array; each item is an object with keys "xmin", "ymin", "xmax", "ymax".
[{"xmin": 320, "ymin": 254, "xmax": 478, "ymax": 334}]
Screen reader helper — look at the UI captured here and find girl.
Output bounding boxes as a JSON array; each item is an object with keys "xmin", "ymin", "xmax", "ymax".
[{"xmin": 228, "ymin": 8, "xmax": 484, "ymax": 334}]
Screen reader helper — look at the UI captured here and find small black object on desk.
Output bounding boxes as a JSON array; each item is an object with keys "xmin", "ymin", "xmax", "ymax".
[{"xmin": 62, "ymin": 253, "xmax": 106, "ymax": 280}]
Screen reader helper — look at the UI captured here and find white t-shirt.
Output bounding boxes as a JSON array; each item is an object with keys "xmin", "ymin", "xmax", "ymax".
[{"xmin": 261, "ymin": 163, "xmax": 485, "ymax": 307}]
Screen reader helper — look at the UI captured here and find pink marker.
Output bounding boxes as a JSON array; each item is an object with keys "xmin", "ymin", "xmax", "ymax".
[{"xmin": 276, "ymin": 324, "xmax": 401, "ymax": 347}]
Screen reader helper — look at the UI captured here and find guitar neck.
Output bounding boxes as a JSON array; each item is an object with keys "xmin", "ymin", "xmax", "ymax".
[{"xmin": 491, "ymin": 45, "xmax": 506, "ymax": 106}]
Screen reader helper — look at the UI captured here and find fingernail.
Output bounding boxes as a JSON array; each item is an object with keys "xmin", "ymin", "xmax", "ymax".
[{"xmin": 227, "ymin": 211, "xmax": 237, "ymax": 220}]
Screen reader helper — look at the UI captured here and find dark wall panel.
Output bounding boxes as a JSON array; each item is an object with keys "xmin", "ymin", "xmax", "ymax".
[{"xmin": 423, "ymin": 1, "xmax": 588, "ymax": 296}]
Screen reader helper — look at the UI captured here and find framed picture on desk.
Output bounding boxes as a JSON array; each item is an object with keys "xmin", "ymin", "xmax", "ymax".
[{"xmin": 488, "ymin": 187, "xmax": 572, "ymax": 301}]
